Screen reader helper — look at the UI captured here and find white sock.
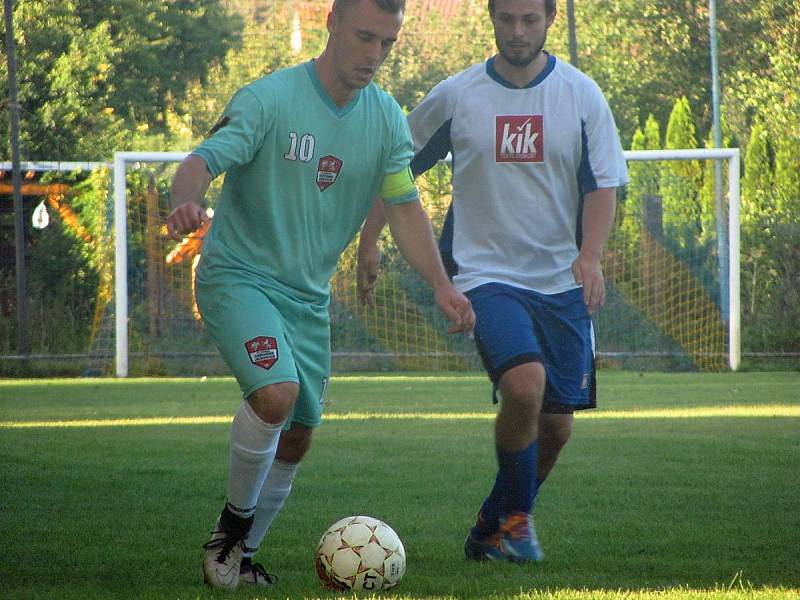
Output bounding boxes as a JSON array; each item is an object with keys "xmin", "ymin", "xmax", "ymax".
[
  {"xmin": 243, "ymin": 459, "xmax": 299, "ymax": 557},
  {"xmin": 226, "ymin": 402, "xmax": 284, "ymax": 518}
]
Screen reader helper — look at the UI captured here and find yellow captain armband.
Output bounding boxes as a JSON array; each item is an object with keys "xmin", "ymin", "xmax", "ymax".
[{"xmin": 380, "ymin": 167, "xmax": 418, "ymax": 203}]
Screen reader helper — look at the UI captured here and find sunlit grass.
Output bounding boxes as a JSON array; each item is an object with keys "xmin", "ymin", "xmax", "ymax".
[
  {"xmin": 1, "ymin": 372, "xmax": 798, "ymax": 599},
  {"xmin": 2, "ymin": 404, "xmax": 799, "ymax": 429}
]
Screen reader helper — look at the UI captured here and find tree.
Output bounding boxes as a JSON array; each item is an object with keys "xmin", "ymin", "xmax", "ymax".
[
  {"xmin": 628, "ymin": 114, "xmax": 662, "ymax": 201},
  {"xmin": 375, "ymin": 0, "xmax": 494, "ymax": 111},
  {"xmin": 660, "ymin": 96, "xmax": 703, "ymax": 242},
  {"xmin": 565, "ymin": 0, "xmax": 716, "ymax": 145},
  {"xmin": 176, "ymin": 2, "xmax": 323, "ymax": 142},
  {"xmin": 0, "ymin": 0, "xmax": 241, "ymax": 160},
  {"xmin": 741, "ymin": 121, "xmax": 773, "ymax": 225},
  {"xmin": 620, "ymin": 114, "xmax": 661, "ymax": 248}
]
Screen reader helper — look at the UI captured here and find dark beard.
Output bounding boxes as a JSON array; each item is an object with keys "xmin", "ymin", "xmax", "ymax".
[{"xmin": 497, "ymin": 37, "xmax": 546, "ymax": 68}]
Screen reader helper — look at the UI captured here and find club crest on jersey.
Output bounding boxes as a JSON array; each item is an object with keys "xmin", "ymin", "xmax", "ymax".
[
  {"xmin": 495, "ymin": 115, "xmax": 544, "ymax": 163},
  {"xmin": 316, "ymin": 155, "xmax": 343, "ymax": 191},
  {"xmin": 245, "ymin": 336, "xmax": 279, "ymax": 370}
]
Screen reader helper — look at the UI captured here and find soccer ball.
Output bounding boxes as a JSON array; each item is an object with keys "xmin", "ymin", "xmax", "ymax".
[{"xmin": 314, "ymin": 515, "xmax": 406, "ymax": 591}]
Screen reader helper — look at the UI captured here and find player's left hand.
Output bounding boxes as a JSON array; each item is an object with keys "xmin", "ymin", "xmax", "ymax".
[
  {"xmin": 356, "ymin": 240, "xmax": 382, "ymax": 307},
  {"xmin": 434, "ymin": 285, "xmax": 475, "ymax": 335},
  {"xmin": 572, "ymin": 252, "xmax": 605, "ymax": 314}
]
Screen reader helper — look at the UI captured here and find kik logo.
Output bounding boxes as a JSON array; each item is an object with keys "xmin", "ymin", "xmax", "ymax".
[{"xmin": 495, "ymin": 115, "xmax": 544, "ymax": 163}]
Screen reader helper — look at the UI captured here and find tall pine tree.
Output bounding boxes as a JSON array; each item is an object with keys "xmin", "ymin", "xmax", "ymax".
[{"xmin": 660, "ymin": 97, "xmax": 703, "ymax": 246}]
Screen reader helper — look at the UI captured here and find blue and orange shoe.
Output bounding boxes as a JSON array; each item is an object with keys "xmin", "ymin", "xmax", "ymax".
[
  {"xmin": 464, "ymin": 511, "xmax": 504, "ymax": 561},
  {"xmin": 498, "ymin": 512, "xmax": 544, "ymax": 563},
  {"xmin": 464, "ymin": 530, "xmax": 504, "ymax": 561}
]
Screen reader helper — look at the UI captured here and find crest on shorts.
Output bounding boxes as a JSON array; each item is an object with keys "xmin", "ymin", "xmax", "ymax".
[
  {"xmin": 245, "ymin": 336, "xmax": 279, "ymax": 370},
  {"xmin": 316, "ymin": 155, "xmax": 343, "ymax": 191}
]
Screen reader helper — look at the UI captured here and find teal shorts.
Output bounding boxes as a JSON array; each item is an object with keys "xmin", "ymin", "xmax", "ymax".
[{"xmin": 195, "ymin": 270, "xmax": 331, "ymax": 428}]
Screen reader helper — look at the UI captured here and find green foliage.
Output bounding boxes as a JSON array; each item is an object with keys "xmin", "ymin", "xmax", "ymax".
[
  {"xmin": 741, "ymin": 122, "xmax": 773, "ymax": 225},
  {"xmin": 621, "ymin": 115, "xmax": 662, "ymax": 246},
  {"xmin": 176, "ymin": 9, "xmax": 324, "ymax": 142},
  {"xmin": 2, "ymin": 0, "xmax": 799, "ymax": 365},
  {"xmin": 567, "ymin": 0, "xmax": 717, "ymax": 145},
  {"xmin": 727, "ymin": 2, "xmax": 800, "ymax": 149},
  {"xmin": 375, "ymin": 1, "xmax": 495, "ymax": 111},
  {"xmin": 698, "ymin": 126, "xmax": 733, "ymax": 245},
  {"xmin": 741, "ymin": 224, "xmax": 800, "ymax": 354},
  {"xmin": 773, "ymin": 126, "xmax": 800, "ymax": 223},
  {"xmin": 628, "ymin": 115, "xmax": 662, "ymax": 198},
  {"xmin": 0, "ymin": 0, "xmax": 241, "ymax": 159},
  {"xmin": 660, "ymin": 97, "xmax": 704, "ymax": 243}
]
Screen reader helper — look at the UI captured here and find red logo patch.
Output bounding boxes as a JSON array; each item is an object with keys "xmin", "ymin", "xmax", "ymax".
[
  {"xmin": 245, "ymin": 336, "xmax": 279, "ymax": 370},
  {"xmin": 316, "ymin": 155, "xmax": 343, "ymax": 191},
  {"xmin": 495, "ymin": 115, "xmax": 544, "ymax": 163}
]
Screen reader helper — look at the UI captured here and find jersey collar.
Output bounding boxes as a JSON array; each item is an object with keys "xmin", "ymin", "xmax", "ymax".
[
  {"xmin": 305, "ymin": 60, "xmax": 362, "ymax": 118},
  {"xmin": 486, "ymin": 53, "xmax": 556, "ymax": 89}
]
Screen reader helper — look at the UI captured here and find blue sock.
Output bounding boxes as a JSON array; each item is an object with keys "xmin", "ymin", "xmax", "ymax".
[
  {"xmin": 532, "ymin": 477, "xmax": 544, "ymax": 507},
  {"xmin": 472, "ymin": 443, "xmax": 539, "ymax": 538},
  {"xmin": 473, "ymin": 471, "xmax": 503, "ymax": 538},
  {"xmin": 499, "ymin": 442, "xmax": 539, "ymax": 516}
]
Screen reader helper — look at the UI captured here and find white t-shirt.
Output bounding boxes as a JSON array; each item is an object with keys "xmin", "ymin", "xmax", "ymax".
[{"xmin": 408, "ymin": 54, "xmax": 629, "ymax": 294}]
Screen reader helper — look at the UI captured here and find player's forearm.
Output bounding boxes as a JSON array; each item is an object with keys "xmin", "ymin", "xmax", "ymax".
[
  {"xmin": 384, "ymin": 201, "xmax": 450, "ymax": 291},
  {"xmin": 579, "ymin": 188, "xmax": 617, "ymax": 259},
  {"xmin": 359, "ymin": 198, "xmax": 387, "ymax": 247},
  {"xmin": 170, "ymin": 154, "xmax": 214, "ymax": 209}
]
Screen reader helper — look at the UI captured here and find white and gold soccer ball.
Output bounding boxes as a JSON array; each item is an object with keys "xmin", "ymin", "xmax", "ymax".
[{"xmin": 314, "ymin": 515, "xmax": 406, "ymax": 591}]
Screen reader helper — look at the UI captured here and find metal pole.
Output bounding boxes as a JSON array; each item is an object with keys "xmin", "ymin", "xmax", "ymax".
[
  {"xmin": 727, "ymin": 153, "xmax": 741, "ymax": 371},
  {"xmin": 709, "ymin": 0, "xmax": 729, "ymax": 325},
  {"xmin": 112, "ymin": 151, "xmax": 187, "ymax": 378},
  {"xmin": 567, "ymin": 0, "xmax": 579, "ymax": 68},
  {"xmin": 4, "ymin": 0, "xmax": 30, "ymax": 354},
  {"xmin": 113, "ymin": 153, "xmax": 129, "ymax": 377}
]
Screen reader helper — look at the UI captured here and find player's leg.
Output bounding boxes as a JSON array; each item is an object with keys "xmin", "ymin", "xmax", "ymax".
[
  {"xmin": 462, "ymin": 283, "xmax": 544, "ymax": 562},
  {"xmin": 522, "ymin": 287, "xmax": 595, "ymax": 539},
  {"xmin": 536, "ymin": 411, "xmax": 574, "ymax": 492},
  {"xmin": 491, "ymin": 361, "xmax": 547, "ymax": 563},
  {"xmin": 239, "ymin": 425, "xmax": 309, "ymax": 586},
  {"xmin": 195, "ymin": 276, "xmax": 301, "ymax": 589},
  {"xmin": 239, "ymin": 298, "xmax": 332, "ymax": 586}
]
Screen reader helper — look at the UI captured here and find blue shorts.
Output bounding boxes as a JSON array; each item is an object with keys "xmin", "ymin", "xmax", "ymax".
[{"xmin": 465, "ymin": 283, "xmax": 596, "ymax": 412}]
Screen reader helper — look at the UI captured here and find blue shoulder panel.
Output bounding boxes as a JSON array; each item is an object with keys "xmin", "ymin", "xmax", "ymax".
[
  {"xmin": 577, "ymin": 119, "xmax": 598, "ymax": 195},
  {"xmin": 411, "ymin": 119, "xmax": 453, "ymax": 177}
]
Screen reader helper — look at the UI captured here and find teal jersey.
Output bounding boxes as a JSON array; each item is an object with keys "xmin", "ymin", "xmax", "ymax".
[{"xmin": 193, "ymin": 61, "xmax": 417, "ymax": 304}]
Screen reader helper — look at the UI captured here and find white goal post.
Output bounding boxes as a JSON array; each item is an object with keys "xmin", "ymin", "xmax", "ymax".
[
  {"xmin": 112, "ymin": 148, "xmax": 741, "ymax": 377},
  {"xmin": 624, "ymin": 148, "xmax": 741, "ymax": 372},
  {"xmin": 113, "ymin": 151, "xmax": 188, "ymax": 378}
]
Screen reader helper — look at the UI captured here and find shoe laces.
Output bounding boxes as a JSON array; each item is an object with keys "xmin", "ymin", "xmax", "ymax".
[
  {"xmin": 203, "ymin": 526, "xmax": 246, "ymax": 563},
  {"xmin": 243, "ymin": 561, "xmax": 277, "ymax": 585}
]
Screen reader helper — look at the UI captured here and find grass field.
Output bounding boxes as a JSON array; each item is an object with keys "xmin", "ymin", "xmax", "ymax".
[{"xmin": 1, "ymin": 371, "xmax": 798, "ymax": 600}]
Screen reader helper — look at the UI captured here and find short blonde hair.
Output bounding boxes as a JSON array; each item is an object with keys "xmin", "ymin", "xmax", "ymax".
[{"xmin": 332, "ymin": 0, "xmax": 406, "ymax": 16}]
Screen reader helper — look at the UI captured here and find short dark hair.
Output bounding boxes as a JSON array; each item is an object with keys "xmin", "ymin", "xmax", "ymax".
[
  {"xmin": 488, "ymin": 0, "xmax": 556, "ymax": 16},
  {"xmin": 332, "ymin": 0, "xmax": 406, "ymax": 16}
]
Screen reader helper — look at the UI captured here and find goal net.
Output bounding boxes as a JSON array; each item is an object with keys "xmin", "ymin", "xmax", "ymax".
[{"xmin": 104, "ymin": 149, "xmax": 740, "ymax": 377}]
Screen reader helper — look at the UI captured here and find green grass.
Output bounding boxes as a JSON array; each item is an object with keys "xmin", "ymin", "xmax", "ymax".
[{"xmin": 1, "ymin": 372, "xmax": 798, "ymax": 600}]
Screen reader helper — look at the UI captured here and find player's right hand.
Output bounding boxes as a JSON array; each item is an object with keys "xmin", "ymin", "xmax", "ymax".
[
  {"xmin": 167, "ymin": 202, "xmax": 209, "ymax": 240},
  {"xmin": 434, "ymin": 285, "xmax": 475, "ymax": 336}
]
